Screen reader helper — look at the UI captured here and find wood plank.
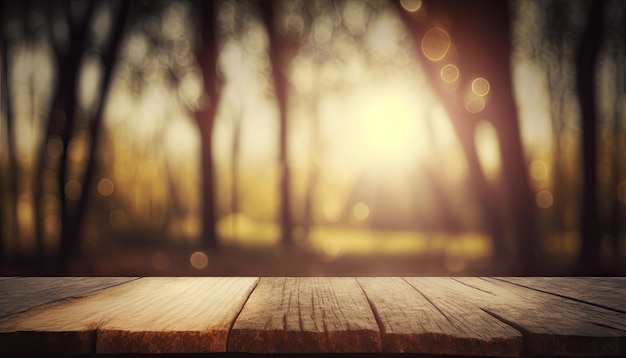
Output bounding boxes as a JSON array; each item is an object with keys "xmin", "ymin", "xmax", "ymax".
[
  {"xmin": 357, "ymin": 278, "xmax": 521, "ymax": 357},
  {"xmin": 0, "ymin": 277, "xmax": 137, "ymax": 317},
  {"xmin": 455, "ymin": 278, "xmax": 626, "ymax": 357},
  {"xmin": 500, "ymin": 277, "xmax": 626, "ymax": 313},
  {"xmin": 228, "ymin": 277, "xmax": 381, "ymax": 353},
  {"xmin": 0, "ymin": 277, "xmax": 259, "ymax": 354}
]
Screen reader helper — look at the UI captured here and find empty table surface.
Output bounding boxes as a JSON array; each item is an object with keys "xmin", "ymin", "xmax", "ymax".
[{"xmin": 0, "ymin": 277, "xmax": 624, "ymax": 357}]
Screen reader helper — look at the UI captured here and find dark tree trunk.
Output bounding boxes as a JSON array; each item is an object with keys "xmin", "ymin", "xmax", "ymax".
[
  {"xmin": 609, "ymin": 42, "xmax": 624, "ymax": 266},
  {"xmin": 396, "ymin": 0, "xmax": 535, "ymax": 273},
  {"xmin": 56, "ymin": 2, "xmax": 96, "ymax": 264},
  {"xmin": 1, "ymin": 39, "xmax": 20, "ymax": 260},
  {"xmin": 575, "ymin": 0, "xmax": 606, "ymax": 272},
  {"xmin": 194, "ymin": 0, "xmax": 221, "ymax": 250},
  {"xmin": 69, "ymin": 0, "xmax": 130, "ymax": 263},
  {"xmin": 259, "ymin": 0, "xmax": 294, "ymax": 246}
]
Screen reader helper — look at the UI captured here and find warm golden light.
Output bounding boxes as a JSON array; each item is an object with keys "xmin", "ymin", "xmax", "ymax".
[
  {"xmin": 465, "ymin": 96, "xmax": 485, "ymax": 113},
  {"xmin": 190, "ymin": 251, "xmax": 209, "ymax": 269},
  {"xmin": 474, "ymin": 120, "xmax": 501, "ymax": 180},
  {"xmin": 352, "ymin": 202, "xmax": 370, "ymax": 221},
  {"xmin": 536, "ymin": 190, "xmax": 554, "ymax": 208},
  {"xmin": 352, "ymin": 90, "xmax": 421, "ymax": 167},
  {"xmin": 359, "ymin": 106, "xmax": 412, "ymax": 153},
  {"xmin": 139, "ymin": 159, "xmax": 158, "ymax": 179},
  {"xmin": 98, "ymin": 178, "xmax": 115, "ymax": 196},
  {"xmin": 530, "ymin": 160, "xmax": 548, "ymax": 181},
  {"xmin": 471, "ymin": 77, "xmax": 490, "ymax": 96},
  {"xmin": 440, "ymin": 64, "xmax": 459, "ymax": 83},
  {"xmin": 421, "ymin": 27, "xmax": 450, "ymax": 61},
  {"xmin": 323, "ymin": 201, "xmax": 342, "ymax": 224},
  {"xmin": 400, "ymin": 0, "xmax": 422, "ymax": 13}
]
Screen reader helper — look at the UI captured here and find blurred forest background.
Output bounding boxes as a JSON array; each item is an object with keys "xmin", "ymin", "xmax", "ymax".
[{"xmin": 1, "ymin": 0, "xmax": 625, "ymax": 276}]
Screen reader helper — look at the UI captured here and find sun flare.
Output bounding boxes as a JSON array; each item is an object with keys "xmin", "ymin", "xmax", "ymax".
[{"xmin": 350, "ymin": 88, "xmax": 423, "ymax": 169}]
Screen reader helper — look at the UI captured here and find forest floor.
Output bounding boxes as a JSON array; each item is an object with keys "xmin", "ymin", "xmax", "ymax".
[{"xmin": 2, "ymin": 243, "xmax": 623, "ymax": 276}]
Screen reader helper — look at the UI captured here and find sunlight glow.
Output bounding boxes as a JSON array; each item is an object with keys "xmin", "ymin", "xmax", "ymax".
[
  {"xmin": 440, "ymin": 64, "xmax": 459, "ymax": 83},
  {"xmin": 530, "ymin": 160, "xmax": 549, "ymax": 181},
  {"xmin": 323, "ymin": 201, "xmax": 343, "ymax": 223},
  {"xmin": 351, "ymin": 89, "xmax": 422, "ymax": 168},
  {"xmin": 465, "ymin": 96, "xmax": 485, "ymax": 113},
  {"xmin": 421, "ymin": 27, "xmax": 450, "ymax": 61},
  {"xmin": 471, "ymin": 78, "xmax": 490, "ymax": 96},
  {"xmin": 400, "ymin": 0, "xmax": 422, "ymax": 13},
  {"xmin": 474, "ymin": 120, "xmax": 501, "ymax": 180},
  {"xmin": 352, "ymin": 202, "xmax": 370, "ymax": 221}
]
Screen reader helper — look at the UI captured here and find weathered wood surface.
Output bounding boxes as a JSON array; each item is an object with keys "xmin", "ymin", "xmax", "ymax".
[
  {"xmin": 357, "ymin": 277, "xmax": 521, "ymax": 356},
  {"xmin": 454, "ymin": 277, "xmax": 626, "ymax": 357},
  {"xmin": 0, "ymin": 277, "xmax": 258, "ymax": 354},
  {"xmin": 0, "ymin": 277, "xmax": 137, "ymax": 317},
  {"xmin": 96, "ymin": 277, "xmax": 259, "ymax": 353},
  {"xmin": 0, "ymin": 277, "xmax": 624, "ymax": 356},
  {"xmin": 358, "ymin": 277, "xmax": 521, "ymax": 356},
  {"xmin": 499, "ymin": 277, "xmax": 626, "ymax": 313},
  {"xmin": 228, "ymin": 277, "xmax": 381, "ymax": 353}
]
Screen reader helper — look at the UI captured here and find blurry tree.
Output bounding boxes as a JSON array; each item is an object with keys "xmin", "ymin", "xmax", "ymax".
[
  {"xmin": 527, "ymin": 0, "xmax": 625, "ymax": 271},
  {"xmin": 228, "ymin": 1, "xmax": 249, "ymax": 244},
  {"xmin": 258, "ymin": 0, "xmax": 302, "ymax": 246},
  {"xmin": 1, "ymin": 0, "xmax": 130, "ymax": 265},
  {"xmin": 575, "ymin": 0, "xmax": 606, "ymax": 271},
  {"xmin": 540, "ymin": 0, "xmax": 576, "ymax": 236},
  {"xmin": 396, "ymin": 0, "xmax": 535, "ymax": 273},
  {"xmin": 55, "ymin": 0, "xmax": 129, "ymax": 264},
  {"xmin": 606, "ymin": 1, "xmax": 626, "ymax": 265},
  {"xmin": 65, "ymin": 0, "xmax": 130, "ymax": 263},
  {"xmin": 194, "ymin": 0, "xmax": 221, "ymax": 250},
  {"xmin": 1, "ymin": 38, "xmax": 20, "ymax": 259}
]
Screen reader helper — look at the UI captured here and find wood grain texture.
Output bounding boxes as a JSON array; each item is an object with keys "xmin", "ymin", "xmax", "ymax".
[
  {"xmin": 455, "ymin": 277, "xmax": 626, "ymax": 357},
  {"xmin": 97, "ymin": 277, "xmax": 259, "ymax": 353},
  {"xmin": 358, "ymin": 277, "xmax": 521, "ymax": 357},
  {"xmin": 0, "ymin": 277, "xmax": 137, "ymax": 317},
  {"xmin": 499, "ymin": 277, "xmax": 626, "ymax": 313},
  {"xmin": 228, "ymin": 277, "xmax": 381, "ymax": 353},
  {"xmin": 0, "ymin": 277, "xmax": 259, "ymax": 354}
]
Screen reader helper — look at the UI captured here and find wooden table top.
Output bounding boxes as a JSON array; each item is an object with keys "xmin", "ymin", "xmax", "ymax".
[{"xmin": 0, "ymin": 277, "xmax": 624, "ymax": 357}]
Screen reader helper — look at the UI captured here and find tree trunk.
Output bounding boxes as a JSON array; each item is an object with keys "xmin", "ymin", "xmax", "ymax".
[
  {"xmin": 259, "ymin": 0, "xmax": 294, "ymax": 246},
  {"xmin": 1, "ymin": 39, "xmax": 20, "ymax": 260},
  {"xmin": 69, "ymin": 0, "xmax": 130, "ymax": 262},
  {"xmin": 56, "ymin": 2, "xmax": 97, "ymax": 264},
  {"xmin": 575, "ymin": 0, "xmax": 606, "ymax": 272},
  {"xmin": 396, "ymin": 0, "xmax": 535, "ymax": 273},
  {"xmin": 609, "ymin": 41, "xmax": 624, "ymax": 267},
  {"xmin": 194, "ymin": 0, "xmax": 221, "ymax": 250}
]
